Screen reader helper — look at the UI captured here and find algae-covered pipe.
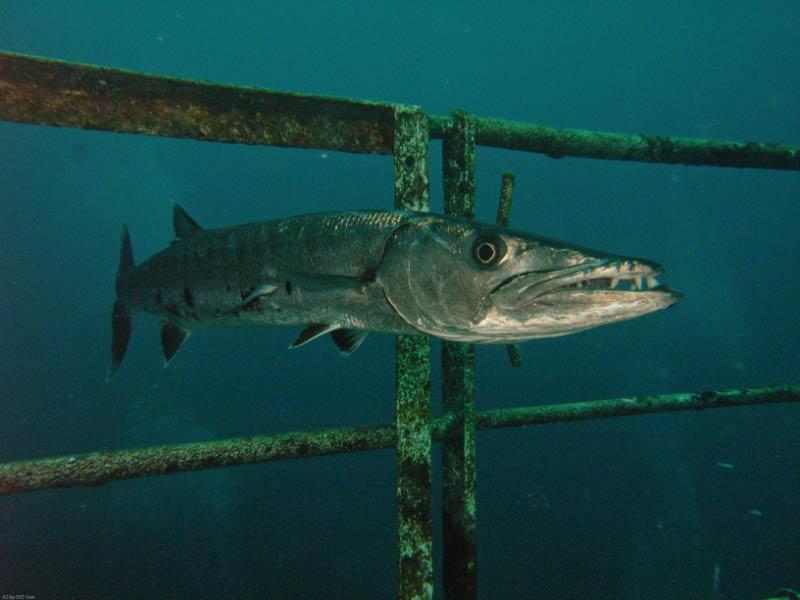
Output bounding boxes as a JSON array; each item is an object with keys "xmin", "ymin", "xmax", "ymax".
[
  {"xmin": 441, "ymin": 110, "xmax": 479, "ymax": 600},
  {"xmin": 0, "ymin": 425, "xmax": 398, "ymax": 495},
  {"xmin": 1, "ymin": 385, "xmax": 797, "ymax": 495},
  {"xmin": 429, "ymin": 115, "xmax": 800, "ymax": 171},
  {"xmin": 495, "ymin": 172, "xmax": 524, "ymax": 368},
  {"xmin": 392, "ymin": 106, "xmax": 434, "ymax": 600},
  {"xmin": 476, "ymin": 385, "xmax": 800, "ymax": 430}
]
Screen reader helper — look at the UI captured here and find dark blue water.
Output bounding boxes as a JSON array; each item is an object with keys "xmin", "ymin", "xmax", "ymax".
[{"xmin": 1, "ymin": 3, "xmax": 798, "ymax": 599}]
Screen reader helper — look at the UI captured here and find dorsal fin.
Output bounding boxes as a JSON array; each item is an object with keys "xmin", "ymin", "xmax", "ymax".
[{"xmin": 172, "ymin": 202, "xmax": 203, "ymax": 239}]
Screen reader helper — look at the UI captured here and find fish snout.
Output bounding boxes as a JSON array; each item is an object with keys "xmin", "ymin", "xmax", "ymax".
[{"xmin": 490, "ymin": 258, "xmax": 677, "ymax": 310}]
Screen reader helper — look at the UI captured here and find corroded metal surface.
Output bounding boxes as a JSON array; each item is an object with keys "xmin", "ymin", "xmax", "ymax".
[
  {"xmin": 392, "ymin": 106, "xmax": 433, "ymax": 600},
  {"xmin": 441, "ymin": 110, "xmax": 478, "ymax": 600},
  {"xmin": 429, "ymin": 114, "xmax": 800, "ymax": 170},
  {"xmin": 2, "ymin": 385, "xmax": 797, "ymax": 495},
  {"xmin": 495, "ymin": 171, "xmax": 523, "ymax": 368},
  {"xmin": 0, "ymin": 51, "xmax": 395, "ymax": 153}
]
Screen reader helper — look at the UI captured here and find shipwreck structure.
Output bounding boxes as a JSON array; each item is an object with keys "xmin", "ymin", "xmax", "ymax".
[{"xmin": 0, "ymin": 51, "xmax": 798, "ymax": 599}]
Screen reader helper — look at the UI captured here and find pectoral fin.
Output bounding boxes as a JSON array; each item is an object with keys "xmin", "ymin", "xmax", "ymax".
[
  {"xmin": 161, "ymin": 321, "xmax": 191, "ymax": 366},
  {"xmin": 240, "ymin": 284, "xmax": 278, "ymax": 306}
]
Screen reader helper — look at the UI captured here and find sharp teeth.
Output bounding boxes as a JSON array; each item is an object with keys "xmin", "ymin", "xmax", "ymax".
[
  {"xmin": 646, "ymin": 276, "xmax": 658, "ymax": 289},
  {"xmin": 634, "ymin": 276, "xmax": 643, "ymax": 290},
  {"xmin": 610, "ymin": 277, "xmax": 619, "ymax": 288}
]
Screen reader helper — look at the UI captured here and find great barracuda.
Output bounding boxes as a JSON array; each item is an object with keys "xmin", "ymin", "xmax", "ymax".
[{"xmin": 107, "ymin": 204, "xmax": 681, "ymax": 378}]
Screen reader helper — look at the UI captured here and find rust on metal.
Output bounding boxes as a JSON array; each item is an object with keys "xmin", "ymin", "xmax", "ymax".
[
  {"xmin": 441, "ymin": 109, "xmax": 478, "ymax": 600},
  {"xmin": 0, "ymin": 51, "xmax": 395, "ymax": 154}
]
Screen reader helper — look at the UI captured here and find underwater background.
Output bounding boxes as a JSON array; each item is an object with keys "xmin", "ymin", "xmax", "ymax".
[{"xmin": 1, "ymin": 2, "xmax": 798, "ymax": 598}]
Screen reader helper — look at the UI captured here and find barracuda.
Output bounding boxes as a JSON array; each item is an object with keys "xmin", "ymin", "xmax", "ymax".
[{"xmin": 107, "ymin": 204, "xmax": 681, "ymax": 378}]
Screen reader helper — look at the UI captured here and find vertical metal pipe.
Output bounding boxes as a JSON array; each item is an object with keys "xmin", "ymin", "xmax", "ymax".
[
  {"xmin": 392, "ymin": 106, "xmax": 433, "ymax": 600},
  {"xmin": 496, "ymin": 172, "xmax": 523, "ymax": 368},
  {"xmin": 495, "ymin": 172, "xmax": 515, "ymax": 227},
  {"xmin": 441, "ymin": 110, "xmax": 478, "ymax": 599}
]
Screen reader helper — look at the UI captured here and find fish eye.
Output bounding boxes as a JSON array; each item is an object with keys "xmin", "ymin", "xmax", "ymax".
[{"xmin": 471, "ymin": 235, "xmax": 507, "ymax": 267}]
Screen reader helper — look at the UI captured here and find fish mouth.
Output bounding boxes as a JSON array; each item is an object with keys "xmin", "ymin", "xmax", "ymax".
[{"xmin": 492, "ymin": 259, "xmax": 682, "ymax": 308}]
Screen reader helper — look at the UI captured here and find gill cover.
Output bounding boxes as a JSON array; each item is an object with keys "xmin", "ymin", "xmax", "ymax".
[{"xmin": 377, "ymin": 216, "xmax": 502, "ymax": 337}]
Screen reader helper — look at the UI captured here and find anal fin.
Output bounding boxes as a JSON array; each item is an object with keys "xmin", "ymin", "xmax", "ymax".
[
  {"xmin": 330, "ymin": 329, "xmax": 368, "ymax": 355},
  {"xmin": 161, "ymin": 321, "xmax": 191, "ymax": 366}
]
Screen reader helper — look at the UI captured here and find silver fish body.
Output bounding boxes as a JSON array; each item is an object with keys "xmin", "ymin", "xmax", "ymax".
[{"xmin": 107, "ymin": 205, "xmax": 681, "ymax": 378}]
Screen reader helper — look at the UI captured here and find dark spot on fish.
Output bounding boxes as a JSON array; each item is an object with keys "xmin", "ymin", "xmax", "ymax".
[
  {"xmin": 285, "ymin": 280, "xmax": 293, "ymax": 294},
  {"xmin": 241, "ymin": 286, "xmax": 255, "ymax": 301},
  {"xmin": 359, "ymin": 269, "xmax": 377, "ymax": 283},
  {"xmin": 226, "ymin": 283, "xmax": 232, "ymax": 292},
  {"xmin": 155, "ymin": 289, "xmax": 164, "ymax": 305},
  {"xmin": 165, "ymin": 304, "xmax": 180, "ymax": 318},
  {"xmin": 404, "ymin": 156, "xmax": 415, "ymax": 168},
  {"xmin": 183, "ymin": 286, "xmax": 194, "ymax": 308}
]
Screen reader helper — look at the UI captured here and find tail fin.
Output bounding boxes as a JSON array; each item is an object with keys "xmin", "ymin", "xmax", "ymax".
[{"xmin": 107, "ymin": 226, "xmax": 135, "ymax": 380}]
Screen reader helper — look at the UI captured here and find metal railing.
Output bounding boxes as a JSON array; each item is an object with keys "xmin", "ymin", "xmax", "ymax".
[{"xmin": 1, "ymin": 51, "xmax": 798, "ymax": 600}]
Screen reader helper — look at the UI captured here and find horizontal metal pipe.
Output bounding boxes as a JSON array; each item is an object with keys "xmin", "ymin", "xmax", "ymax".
[
  {"xmin": 476, "ymin": 384, "xmax": 800, "ymax": 430},
  {"xmin": 1, "ymin": 385, "xmax": 797, "ymax": 495},
  {"xmin": 429, "ymin": 115, "xmax": 800, "ymax": 170},
  {"xmin": 0, "ymin": 51, "xmax": 396, "ymax": 154},
  {"xmin": 2, "ymin": 52, "xmax": 797, "ymax": 171},
  {"xmin": 0, "ymin": 425, "xmax": 397, "ymax": 495}
]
